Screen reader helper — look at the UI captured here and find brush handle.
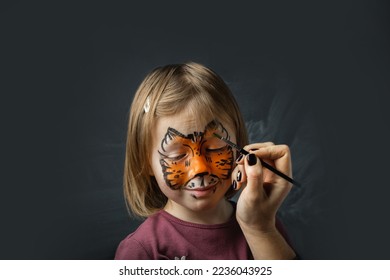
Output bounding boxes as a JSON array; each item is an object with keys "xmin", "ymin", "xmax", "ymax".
[{"xmin": 259, "ymin": 159, "xmax": 301, "ymax": 187}]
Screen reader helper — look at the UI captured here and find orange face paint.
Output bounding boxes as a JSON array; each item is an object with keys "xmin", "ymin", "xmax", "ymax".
[{"xmin": 158, "ymin": 121, "xmax": 234, "ymax": 190}]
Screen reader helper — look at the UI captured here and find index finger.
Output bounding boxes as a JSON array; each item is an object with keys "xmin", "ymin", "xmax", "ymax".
[
  {"xmin": 251, "ymin": 145, "xmax": 293, "ymax": 185},
  {"xmin": 253, "ymin": 144, "xmax": 291, "ymax": 162}
]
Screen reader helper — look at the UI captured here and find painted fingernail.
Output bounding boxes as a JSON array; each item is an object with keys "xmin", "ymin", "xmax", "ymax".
[
  {"xmin": 236, "ymin": 154, "xmax": 243, "ymax": 163},
  {"xmin": 247, "ymin": 153, "xmax": 258, "ymax": 166},
  {"xmin": 236, "ymin": 171, "xmax": 242, "ymax": 182},
  {"xmin": 232, "ymin": 180, "xmax": 237, "ymax": 190}
]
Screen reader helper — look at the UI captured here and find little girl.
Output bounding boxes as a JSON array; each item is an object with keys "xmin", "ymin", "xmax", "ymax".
[{"xmin": 115, "ymin": 62, "xmax": 296, "ymax": 260}]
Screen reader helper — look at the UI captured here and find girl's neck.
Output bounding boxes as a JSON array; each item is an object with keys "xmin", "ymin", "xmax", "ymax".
[{"xmin": 163, "ymin": 199, "xmax": 233, "ymax": 225}]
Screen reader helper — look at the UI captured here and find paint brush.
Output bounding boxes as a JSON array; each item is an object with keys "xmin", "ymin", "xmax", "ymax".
[{"xmin": 213, "ymin": 133, "xmax": 301, "ymax": 187}]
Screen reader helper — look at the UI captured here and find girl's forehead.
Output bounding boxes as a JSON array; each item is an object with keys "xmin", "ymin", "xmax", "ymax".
[{"xmin": 155, "ymin": 115, "xmax": 233, "ymax": 137}]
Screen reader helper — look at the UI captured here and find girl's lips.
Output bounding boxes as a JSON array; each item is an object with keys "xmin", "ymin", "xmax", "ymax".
[
  {"xmin": 183, "ymin": 185, "xmax": 217, "ymax": 198},
  {"xmin": 184, "ymin": 186, "xmax": 212, "ymax": 191}
]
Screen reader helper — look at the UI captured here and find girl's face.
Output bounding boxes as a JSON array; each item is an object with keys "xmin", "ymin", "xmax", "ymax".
[{"xmin": 150, "ymin": 111, "xmax": 236, "ymax": 215}]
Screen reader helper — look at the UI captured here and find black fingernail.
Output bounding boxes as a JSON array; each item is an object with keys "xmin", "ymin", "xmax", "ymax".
[
  {"xmin": 236, "ymin": 171, "xmax": 242, "ymax": 182},
  {"xmin": 232, "ymin": 180, "xmax": 237, "ymax": 190},
  {"xmin": 247, "ymin": 154, "xmax": 258, "ymax": 166},
  {"xmin": 236, "ymin": 154, "xmax": 243, "ymax": 162}
]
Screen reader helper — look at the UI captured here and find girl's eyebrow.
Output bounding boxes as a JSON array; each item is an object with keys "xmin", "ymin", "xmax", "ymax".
[
  {"xmin": 161, "ymin": 127, "xmax": 193, "ymax": 152},
  {"xmin": 168, "ymin": 120, "xmax": 223, "ymax": 139},
  {"xmin": 167, "ymin": 127, "xmax": 187, "ymax": 139}
]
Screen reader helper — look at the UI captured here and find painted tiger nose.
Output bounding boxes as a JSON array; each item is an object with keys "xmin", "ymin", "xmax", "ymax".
[{"xmin": 188, "ymin": 156, "xmax": 210, "ymax": 178}]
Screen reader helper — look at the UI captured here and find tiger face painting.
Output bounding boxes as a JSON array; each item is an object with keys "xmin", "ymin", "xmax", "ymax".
[{"xmin": 158, "ymin": 121, "xmax": 234, "ymax": 191}]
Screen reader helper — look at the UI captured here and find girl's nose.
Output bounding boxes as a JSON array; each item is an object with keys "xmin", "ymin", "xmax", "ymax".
[{"xmin": 188, "ymin": 155, "xmax": 210, "ymax": 178}]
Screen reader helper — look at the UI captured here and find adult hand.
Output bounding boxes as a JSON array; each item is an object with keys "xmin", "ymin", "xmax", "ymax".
[
  {"xmin": 232, "ymin": 142, "xmax": 296, "ymax": 259},
  {"xmin": 233, "ymin": 142, "xmax": 293, "ymax": 233}
]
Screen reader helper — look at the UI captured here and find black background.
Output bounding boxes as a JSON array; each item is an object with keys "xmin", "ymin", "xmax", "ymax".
[{"xmin": 1, "ymin": 0, "xmax": 389, "ymax": 259}]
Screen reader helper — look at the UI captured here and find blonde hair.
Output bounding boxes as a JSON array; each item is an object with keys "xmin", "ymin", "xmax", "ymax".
[{"xmin": 124, "ymin": 62, "xmax": 248, "ymax": 218}]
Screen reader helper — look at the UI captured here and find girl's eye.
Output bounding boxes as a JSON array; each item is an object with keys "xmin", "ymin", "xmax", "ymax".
[
  {"xmin": 205, "ymin": 146, "xmax": 227, "ymax": 153},
  {"xmin": 167, "ymin": 154, "xmax": 186, "ymax": 161},
  {"xmin": 158, "ymin": 151, "xmax": 187, "ymax": 161},
  {"xmin": 205, "ymin": 137, "xmax": 228, "ymax": 152}
]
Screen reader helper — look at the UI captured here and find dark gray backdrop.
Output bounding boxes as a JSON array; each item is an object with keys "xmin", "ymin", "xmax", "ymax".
[{"xmin": 1, "ymin": 0, "xmax": 389, "ymax": 259}]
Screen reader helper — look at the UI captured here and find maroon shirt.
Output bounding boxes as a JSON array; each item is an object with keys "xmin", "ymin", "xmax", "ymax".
[{"xmin": 115, "ymin": 209, "xmax": 252, "ymax": 260}]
